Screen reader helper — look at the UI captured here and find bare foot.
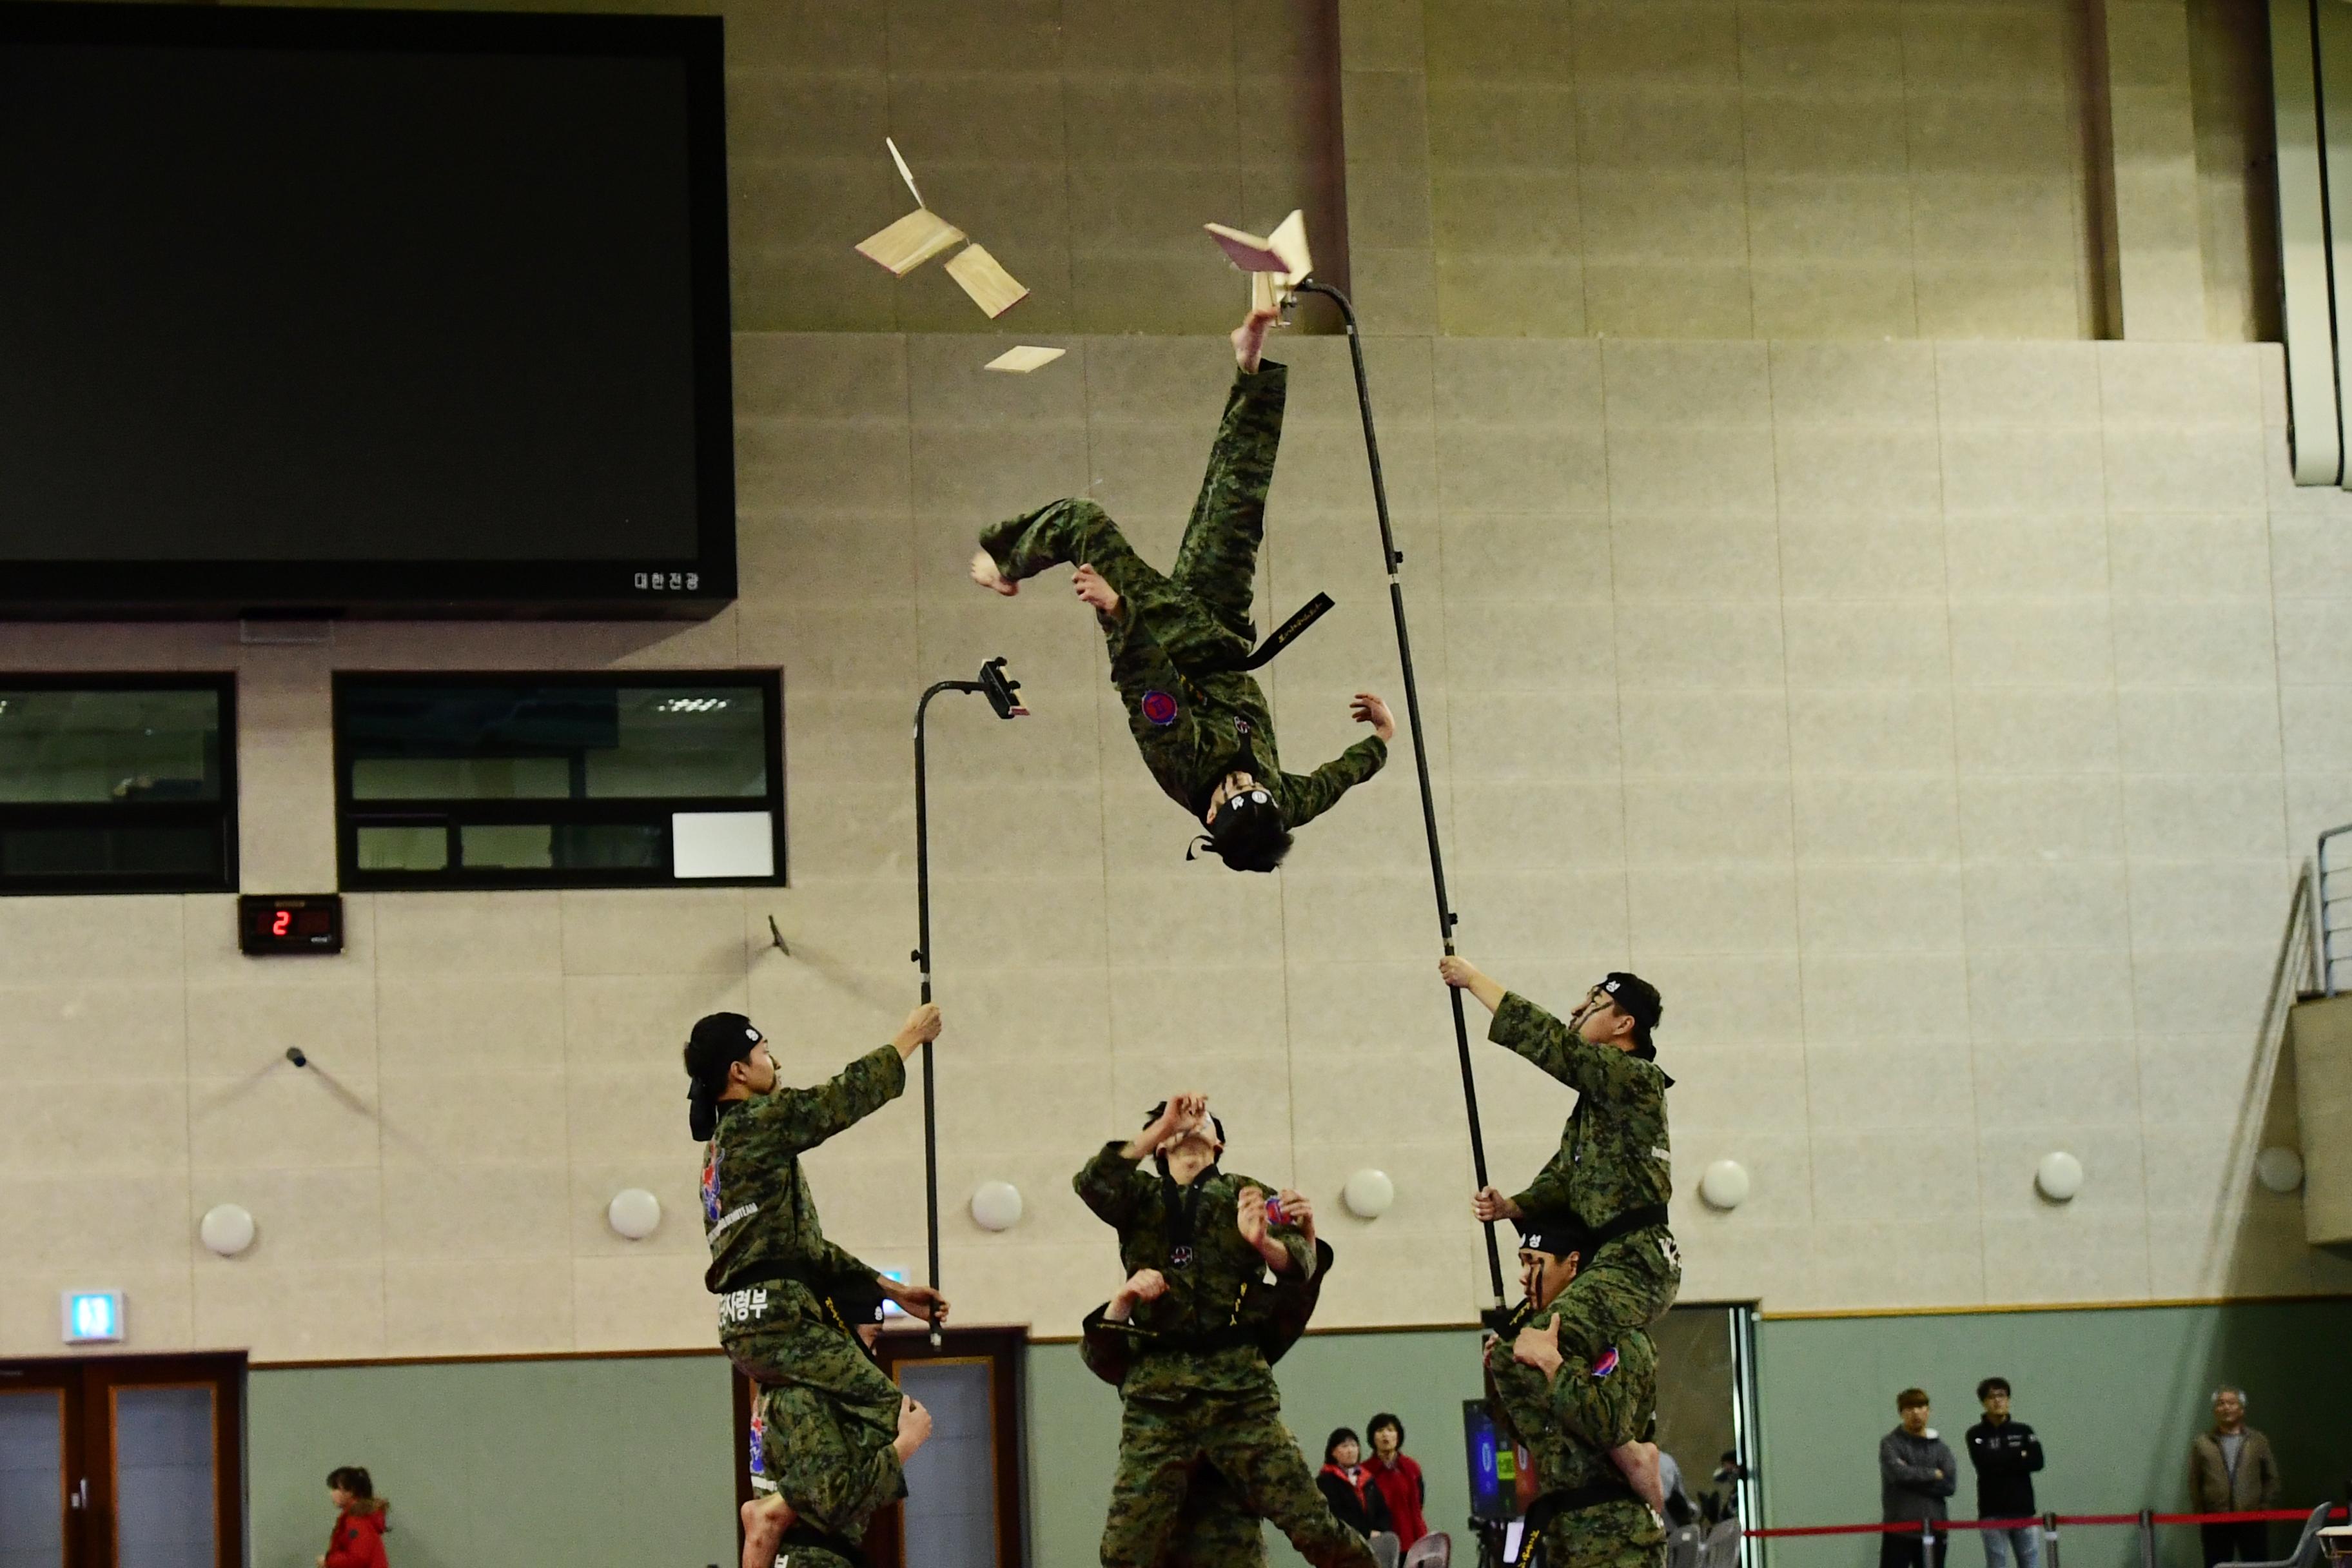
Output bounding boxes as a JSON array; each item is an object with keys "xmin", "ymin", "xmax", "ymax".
[
  {"xmin": 1612, "ymin": 1440, "xmax": 1665, "ymax": 1514},
  {"xmin": 970, "ymin": 549, "xmax": 1017, "ymax": 596},
  {"xmin": 740, "ymin": 1494, "xmax": 794, "ymax": 1568}
]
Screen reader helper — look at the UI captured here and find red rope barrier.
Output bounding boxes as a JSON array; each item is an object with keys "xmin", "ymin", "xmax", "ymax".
[{"xmin": 1747, "ymin": 1507, "xmax": 2345, "ymax": 1540}]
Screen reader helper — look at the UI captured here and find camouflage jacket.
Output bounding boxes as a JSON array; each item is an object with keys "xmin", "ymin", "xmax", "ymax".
[
  {"xmin": 1099, "ymin": 364, "xmax": 1387, "ymax": 829},
  {"xmin": 1073, "ymin": 1142, "xmax": 1314, "ymax": 1399},
  {"xmin": 1487, "ymin": 1314, "xmax": 1663, "ymax": 1554},
  {"xmin": 1494, "ymin": 994, "xmax": 1672, "ymax": 1230},
  {"xmin": 1079, "ymin": 1237, "xmax": 1335, "ymax": 1390},
  {"xmin": 700, "ymin": 1044, "xmax": 903, "ymax": 1297}
]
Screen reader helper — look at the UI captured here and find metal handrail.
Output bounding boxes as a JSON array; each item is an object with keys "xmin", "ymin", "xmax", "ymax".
[{"xmin": 2320, "ymin": 823, "xmax": 2352, "ymax": 997}]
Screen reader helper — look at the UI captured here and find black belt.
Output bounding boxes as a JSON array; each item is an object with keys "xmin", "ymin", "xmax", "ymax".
[
  {"xmin": 720, "ymin": 1261, "xmax": 825, "ymax": 1294},
  {"xmin": 1514, "ymin": 1480, "xmax": 1643, "ymax": 1565},
  {"xmin": 1585, "ymin": 1203, "xmax": 1671, "ymax": 1253},
  {"xmin": 779, "ymin": 1522, "xmax": 869, "ymax": 1566},
  {"xmin": 1239, "ymin": 592, "xmax": 1333, "ymax": 669},
  {"xmin": 1131, "ymin": 1323, "xmax": 1258, "ymax": 1357}
]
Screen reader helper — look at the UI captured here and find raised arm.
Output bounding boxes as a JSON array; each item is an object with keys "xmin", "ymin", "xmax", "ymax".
[
  {"xmin": 1269, "ymin": 733, "xmax": 1388, "ymax": 832},
  {"xmin": 1486, "ymin": 987, "xmax": 1652, "ymax": 1102}
]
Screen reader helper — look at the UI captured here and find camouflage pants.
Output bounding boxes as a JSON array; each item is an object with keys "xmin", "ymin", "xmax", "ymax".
[
  {"xmin": 979, "ymin": 363, "xmax": 1287, "ymax": 663},
  {"xmin": 729, "ymin": 1306, "xmax": 903, "ymax": 1538},
  {"xmin": 1536, "ymin": 1500, "xmax": 1667, "ymax": 1568},
  {"xmin": 1102, "ymin": 1387, "xmax": 1377, "ymax": 1568},
  {"xmin": 1548, "ymin": 1225, "xmax": 1680, "ymax": 1371}
]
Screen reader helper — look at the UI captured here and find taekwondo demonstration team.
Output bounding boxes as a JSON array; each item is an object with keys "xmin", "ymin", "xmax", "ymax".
[{"xmin": 683, "ymin": 299, "xmax": 1684, "ymax": 1568}]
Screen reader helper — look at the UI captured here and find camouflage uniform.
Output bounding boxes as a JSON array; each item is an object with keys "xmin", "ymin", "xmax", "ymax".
[
  {"xmin": 702, "ymin": 1044, "xmax": 909, "ymax": 1540},
  {"xmin": 1485, "ymin": 1314, "xmax": 1665, "ymax": 1568},
  {"xmin": 979, "ymin": 361, "xmax": 1386, "ymax": 830},
  {"xmin": 1493, "ymin": 994, "xmax": 1680, "ymax": 1358},
  {"xmin": 1075, "ymin": 1144, "xmax": 1378, "ymax": 1568},
  {"xmin": 1079, "ymin": 1238, "xmax": 1338, "ymax": 1567}
]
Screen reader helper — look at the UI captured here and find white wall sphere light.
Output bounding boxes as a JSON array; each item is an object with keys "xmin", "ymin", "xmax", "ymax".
[
  {"xmin": 1342, "ymin": 1169, "xmax": 1395, "ymax": 1220},
  {"xmin": 1699, "ymin": 1159, "xmax": 1749, "ymax": 1211},
  {"xmin": 2035, "ymin": 1151, "xmax": 2084, "ymax": 1202},
  {"xmin": 2255, "ymin": 1147, "xmax": 2305, "ymax": 1194},
  {"xmin": 199, "ymin": 1203, "xmax": 256, "ymax": 1257},
  {"xmin": 971, "ymin": 1181, "xmax": 1024, "ymax": 1232},
  {"xmin": 607, "ymin": 1188, "xmax": 663, "ymax": 1240}
]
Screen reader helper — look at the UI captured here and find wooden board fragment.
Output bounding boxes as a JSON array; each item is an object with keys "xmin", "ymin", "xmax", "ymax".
[
  {"xmin": 984, "ymin": 345, "xmax": 1067, "ymax": 373},
  {"xmin": 856, "ymin": 209, "xmax": 965, "ymax": 277},
  {"xmin": 1205, "ymin": 210, "xmax": 1310, "ymax": 283},
  {"xmin": 945, "ymin": 242, "xmax": 1030, "ymax": 318}
]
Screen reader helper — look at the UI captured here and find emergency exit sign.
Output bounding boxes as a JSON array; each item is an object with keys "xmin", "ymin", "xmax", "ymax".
[{"xmin": 61, "ymin": 1290, "xmax": 123, "ymax": 1344}]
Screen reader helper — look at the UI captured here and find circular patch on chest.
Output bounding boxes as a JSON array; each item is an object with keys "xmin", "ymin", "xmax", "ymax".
[{"xmin": 1141, "ymin": 690, "xmax": 1179, "ymax": 726}]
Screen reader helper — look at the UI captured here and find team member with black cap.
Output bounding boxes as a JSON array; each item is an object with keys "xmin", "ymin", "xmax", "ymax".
[
  {"xmin": 1440, "ymin": 957, "xmax": 1678, "ymax": 1507},
  {"xmin": 687, "ymin": 1005, "xmax": 948, "ymax": 1568},
  {"xmin": 740, "ymin": 1271, "xmax": 899, "ymax": 1568},
  {"xmin": 1484, "ymin": 1219, "xmax": 1666, "ymax": 1568}
]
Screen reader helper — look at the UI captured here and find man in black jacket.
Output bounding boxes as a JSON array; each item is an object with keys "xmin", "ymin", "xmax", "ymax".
[
  {"xmin": 1880, "ymin": 1389, "xmax": 1958, "ymax": 1568},
  {"xmin": 1966, "ymin": 1378, "xmax": 2046, "ymax": 1568}
]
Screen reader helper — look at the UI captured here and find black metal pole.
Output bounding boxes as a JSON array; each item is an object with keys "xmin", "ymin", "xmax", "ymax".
[
  {"xmin": 912, "ymin": 678, "xmax": 974, "ymax": 1348},
  {"xmin": 1295, "ymin": 277, "xmax": 1504, "ymax": 1307}
]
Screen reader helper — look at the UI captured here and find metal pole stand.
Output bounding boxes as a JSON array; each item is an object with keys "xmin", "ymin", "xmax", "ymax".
[
  {"xmin": 1292, "ymin": 275, "xmax": 1505, "ymax": 1309},
  {"xmin": 911, "ymin": 656, "xmax": 1027, "ymax": 1346}
]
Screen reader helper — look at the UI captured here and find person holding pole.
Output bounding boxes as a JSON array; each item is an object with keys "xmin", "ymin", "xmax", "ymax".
[
  {"xmin": 685, "ymin": 1007, "xmax": 950, "ymax": 1564},
  {"xmin": 970, "ymin": 306, "xmax": 1393, "ymax": 872},
  {"xmin": 1440, "ymin": 958, "xmax": 1678, "ymax": 1505},
  {"xmin": 1078, "ymin": 1093, "xmax": 1380, "ymax": 1568}
]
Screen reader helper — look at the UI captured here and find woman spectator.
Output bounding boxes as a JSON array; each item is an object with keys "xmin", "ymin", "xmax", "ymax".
[
  {"xmin": 1317, "ymin": 1427, "xmax": 1394, "ymax": 1542},
  {"xmin": 319, "ymin": 1465, "xmax": 389, "ymax": 1568},
  {"xmin": 1364, "ymin": 1412, "xmax": 1427, "ymax": 1548}
]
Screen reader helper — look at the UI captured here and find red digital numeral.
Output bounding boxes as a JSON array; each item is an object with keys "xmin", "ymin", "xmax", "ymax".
[{"xmin": 271, "ymin": 910, "xmax": 291, "ymax": 937}]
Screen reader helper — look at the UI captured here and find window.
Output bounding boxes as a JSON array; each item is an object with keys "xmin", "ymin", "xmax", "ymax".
[
  {"xmin": 333, "ymin": 672, "xmax": 783, "ymax": 890},
  {"xmin": 0, "ymin": 676, "xmax": 238, "ymax": 894}
]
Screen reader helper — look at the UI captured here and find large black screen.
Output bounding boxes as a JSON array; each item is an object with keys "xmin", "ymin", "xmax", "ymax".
[{"xmin": 0, "ymin": 5, "xmax": 733, "ymax": 618}]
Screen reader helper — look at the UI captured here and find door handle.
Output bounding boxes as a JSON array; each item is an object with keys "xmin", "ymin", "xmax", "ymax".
[{"xmin": 70, "ymin": 1477, "xmax": 87, "ymax": 1509}]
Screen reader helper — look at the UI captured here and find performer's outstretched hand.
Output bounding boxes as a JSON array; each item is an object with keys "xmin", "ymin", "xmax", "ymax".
[
  {"xmin": 891, "ymin": 1002, "xmax": 945, "ymax": 1058},
  {"xmin": 1471, "ymin": 1184, "xmax": 1523, "ymax": 1224},
  {"xmin": 1350, "ymin": 692, "xmax": 1395, "ymax": 741},
  {"xmin": 970, "ymin": 549, "xmax": 1018, "ymax": 596},
  {"xmin": 1511, "ymin": 1313, "xmax": 1564, "ymax": 1380},
  {"xmin": 1233, "ymin": 304, "xmax": 1280, "ymax": 372},
  {"xmin": 894, "ymin": 1396, "xmax": 934, "ymax": 1462},
  {"xmin": 1237, "ymin": 1185, "xmax": 1295, "ymax": 1271},
  {"xmin": 1277, "ymin": 1188, "xmax": 1315, "ymax": 1250},
  {"xmin": 1438, "ymin": 955, "xmax": 1505, "ymax": 1015},
  {"xmin": 1073, "ymin": 563, "xmax": 1122, "ymax": 615},
  {"xmin": 884, "ymin": 1278, "xmax": 950, "ymax": 1323}
]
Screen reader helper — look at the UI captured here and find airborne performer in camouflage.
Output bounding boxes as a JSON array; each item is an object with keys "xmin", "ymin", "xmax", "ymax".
[
  {"xmin": 970, "ymin": 305, "xmax": 1393, "ymax": 873},
  {"xmin": 685, "ymin": 1007, "xmax": 950, "ymax": 1568},
  {"xmin": 1485, "ymin": 1222, "xmax": 1668, "ymax": 1568},
  {"xmin": 1077, "ymin": 1093, "xmax": 1380, "ymax": 1568},
  {"xmin": 1441, "ymin": 957, "xmax": 1678, "ymax": 1507},
  {"xmin": 1081, "ymin": 1187, "xmax": 1338, "ymax": 1567}
]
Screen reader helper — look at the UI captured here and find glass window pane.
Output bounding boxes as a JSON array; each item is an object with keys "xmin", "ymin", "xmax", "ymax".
[
  {"xmin": 113, "ymin": 1386, "xmax": 215, "ymax": 1568},
  {"xmin": 457, "ymin": 822, "xmax": 662, "ymax": 871},
  {"xmin": 0, "ymin": 1390, "xmax": 64, "ymax": 1568},
  {"xmin": 357, "ymin": 825, "xmax": 448, "ymax": 871},
  {"xmin": 0, "ymin": 824, "xmax": 222, "ymax": 879},
  {"xmin": 342, "ymin": 681, "xmax": 765, "ymax": 801},
  {"xmin": 0, "ymin": 689, "xmax": 221, "ymax": 804}
]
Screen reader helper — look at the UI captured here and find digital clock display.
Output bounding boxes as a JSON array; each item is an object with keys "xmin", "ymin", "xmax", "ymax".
[{"xmin": 237, "ymin": 894, "xmax": 343, "ymax": 956}]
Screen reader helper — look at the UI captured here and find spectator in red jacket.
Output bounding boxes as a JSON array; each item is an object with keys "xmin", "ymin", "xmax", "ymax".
[
  {"xmin": 320, "ymin": 1466, "xmax": 389, "ymax": 1568},
  {"xmin": 1364, "ymin": 1413, "xmax": 1427, "ymax": 1548}
]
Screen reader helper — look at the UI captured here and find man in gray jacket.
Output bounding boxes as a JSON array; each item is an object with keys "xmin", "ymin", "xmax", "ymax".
[
  {"xmin": 2189, "ymin": 1385, "xmax": 2280, "ymax": 1567},
  {"xmin": 1881, "ymin": 1388, "xmax": 1959, "ymax": 1568}
]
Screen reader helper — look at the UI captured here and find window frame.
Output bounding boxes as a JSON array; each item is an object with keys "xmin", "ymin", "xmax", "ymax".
[
  {"xmin": 331, "ymin": 669, "xmax": 786, "ymax": 892},
  {"xmin": 0, "ymin": 672, "xmax": 240, "ymax": 896}
]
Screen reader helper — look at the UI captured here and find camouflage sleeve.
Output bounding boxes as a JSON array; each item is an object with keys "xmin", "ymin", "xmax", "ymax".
[
  {"xmin": 810, "ymin": 1237, "xmax": 879, "ymax": 1286},
  {"xmin": 1491, "ymin": 992, "xmax": 1649, "ymax": 1104},
  {"xmin": 1079, "ymin": 1304, "xmax": 1144, "ymax": 1388},
  {"xmin": 1230, "ymin": 1171, "xmax": 1314, "ymax": 1279},
  {"xmin": 738, "ymin": 1043, "xmax": 908, "ymax": 1155},
  {"xmin": 1250, "ymin": 1238, "xmax": 1334, "ymax": 1364},
  {"xmin": 1075, "ymin": 1140, "xmax": 1155, "ymax": 1228},
  {"xmin": 1269, "ymin": 735, "xmax": 1387, "ymax": 831},
  {"xmin": 1547, "ymin": 1343, "xmax": 1649, "ymax": 1453},
  {"xmin": 1509, "ymin": 1150, "xmax": 1575, "ymax": 1220},
  {"xmin": 1484, "ymin": 1337, "xmax": 1548, "ymax": 1451}
]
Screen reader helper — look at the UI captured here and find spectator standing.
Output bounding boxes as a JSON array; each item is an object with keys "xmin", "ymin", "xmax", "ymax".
[
  {"xmin": 319, "ymin": 1466, "xmax": 388, "ymax": 1568},
  {"xmin": 1364, "ymin": 1413, "xmax": 1427, "ymax": 1549},
  {"xmin": 1657, "ymin": 1449, "xmax": 1695, "ymax": 1527},
  {"xmin": 2189, "ymin": 1386, "xmax": 2280, "ymax": 1567},
  {"xmin": 1880, "ymin": 1389, "xmax": 1957, "ymax": 1568},
  {"xmin": 1317, "ymin": 1429, "xmax": 1394, "ymax": 1542},
  {"xmin": 1965, "ymin": 1377, "xmax": 2045, "ymax": 1568}
]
